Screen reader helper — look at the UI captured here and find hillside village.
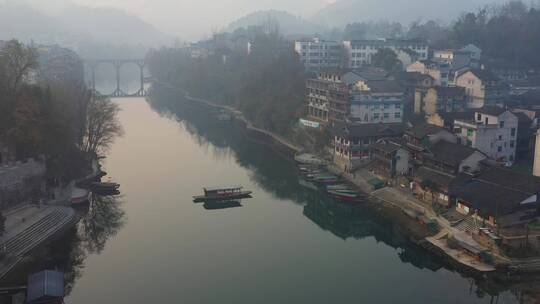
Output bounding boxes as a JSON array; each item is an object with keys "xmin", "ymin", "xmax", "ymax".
[{"xmin": 148, "ymin": 4, "xmax": 540, "ymax": 272}]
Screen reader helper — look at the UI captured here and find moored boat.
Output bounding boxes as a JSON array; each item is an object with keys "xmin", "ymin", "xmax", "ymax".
[
  {"xmin": 326, "ymin": 184, "xmax": 351, "ymax": 190},
  {"xmin": 328, "ymin": 190, "xmax": 363, "ymax": 203},
  {"xmin": 193, "ymin": 186, "xmax": 252, "ymax": 203},
  {"xmin": 91, "ymin": 182, "xmax": 120, "ymax": 191}
]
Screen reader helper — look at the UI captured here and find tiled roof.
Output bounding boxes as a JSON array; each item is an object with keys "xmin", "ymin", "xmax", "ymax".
[{"xmin": 426, "ymin": 140, "xmax": 481, "ymax": 167}]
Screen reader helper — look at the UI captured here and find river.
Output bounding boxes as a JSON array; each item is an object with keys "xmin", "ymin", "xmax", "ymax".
[{"xmin": 2, "ymin": 94, "xmax": 532, "ymax": 303}]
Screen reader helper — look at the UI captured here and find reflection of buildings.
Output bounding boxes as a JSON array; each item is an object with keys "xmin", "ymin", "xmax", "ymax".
[{"xmin": 302, "ymin": 195, "xmax": 443, "ymax": 272}]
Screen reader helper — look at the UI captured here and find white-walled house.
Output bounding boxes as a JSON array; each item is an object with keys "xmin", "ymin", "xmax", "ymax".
[
  {"xmin": 343, "ymin": 39, "xmax": 428, "ymax": 69},
  {"xmin": 454, "ymin": 107, "xmax": 518, "ymax": 163},
  {"xmin": 295, "ymin": 38, "xmax": 342, "ymax": 70},
  {"xmin": 349, "ymin": 79, "xmax": 404, "ymax": 124}
]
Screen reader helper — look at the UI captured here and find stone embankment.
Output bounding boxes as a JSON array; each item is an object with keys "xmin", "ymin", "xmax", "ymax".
[{"xmin": 0, "ymin": 205, "xmax": 77, "ymax": 278}]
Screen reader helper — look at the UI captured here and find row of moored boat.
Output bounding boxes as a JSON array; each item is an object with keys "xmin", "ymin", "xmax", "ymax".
[{"xmin": 297, "ymin": 164, "xmax": 364, "ymax": 203}]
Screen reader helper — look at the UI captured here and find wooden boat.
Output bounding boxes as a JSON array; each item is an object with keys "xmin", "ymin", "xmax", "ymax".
[
  {"xmin": 71, "ymin": 187, "xmax": 90, "ymax": 205},
  {"xmin": 326, "ymin": 184, "xmax": 351, "ymax": 190},
  {"xmin": 328, "ymin": 190, "xmax": 363, "ymax": 203},
  {"xmin": 294, "ymin": 153, "xmax": 326, "ymax": 166},
  {"xmin": 193, "ymin": 186, "xmax": 252, "ymax": 203},
  {"xmin": 91, "ymin": 182, "xmax": 120, "ymax": 192}
]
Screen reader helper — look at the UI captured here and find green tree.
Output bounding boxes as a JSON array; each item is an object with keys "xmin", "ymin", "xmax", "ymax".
[{"xmin": 372, "ymin": 48, "xmax": 403, "ymax": 72}]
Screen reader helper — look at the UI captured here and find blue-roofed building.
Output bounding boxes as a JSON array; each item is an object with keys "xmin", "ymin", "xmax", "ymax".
[{"xmin": 27, "ymin": 271, "xmax": 64, "ymax": 304}]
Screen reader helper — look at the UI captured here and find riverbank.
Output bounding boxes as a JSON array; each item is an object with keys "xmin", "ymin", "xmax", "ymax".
[{"xmin": 151, "ymin": 83, "xmax": 533, "ymax": 277}]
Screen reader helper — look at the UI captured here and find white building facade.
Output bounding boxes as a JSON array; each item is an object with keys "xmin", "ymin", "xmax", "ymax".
[
  {"xmin": 294, "ymin": 38, "xmax": 343, "ymax": 70},
  {"xmin": 455, "ymin": 108, "xmax": 518, "ymax": 163},
  {"xmin": 349, "ymin": 80, "xmax": 404, "ymax": 124},
  {"xmin": 343, "ymin": 39, "xmax": 428, "ymax": 69}
]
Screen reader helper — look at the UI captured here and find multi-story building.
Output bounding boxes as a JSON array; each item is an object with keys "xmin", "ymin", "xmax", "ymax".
[
  {"xmin": 454, "ymin": 68, "xmax": 509, "ymax": 108},
  {"xmin": 454, "ymin": 106, "xmax": 518, "ymax": 163},
  {"xmin": 305, "ymin": 69, "xmax": 363, "ymax": 123},
  {"xmin": 332, "ymin": 123, "xmax": 405, "ymax": 170},
  {"xmin": 343, "ymin": 39, "xmax": 428, "ymax": 69},
  {"xmin": 349, "ymin": 79, "xmax": 405, "ymax": 124},
  {"xmin": 294, "ymin": 38, "xmax": 343, "ymax": 70},
  {"xmin": 414, "ymin": 86, "xmax": 467, "ymax": 116},
  {"xmin": 407, "ymin": 60, "xmax": 451, "ymax": 87}
]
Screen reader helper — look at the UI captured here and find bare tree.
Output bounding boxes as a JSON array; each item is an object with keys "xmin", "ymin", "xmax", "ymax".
[
  {"xmin": 0, "ymin": 40, "xmax": 38, "ymax": 95},
  {"xmin": 81, "ymin": 97, "xmax": 123, "ymax": 155}
]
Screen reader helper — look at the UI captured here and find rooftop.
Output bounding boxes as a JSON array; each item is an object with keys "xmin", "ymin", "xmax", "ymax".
[
  {"xmin": 363, "ymin": 79, "xmax": 403, "ymax": 93},
  {"xmin": 459, "ymin": 68, "xmax": 501, "ymax": 82},
  {"xmin": 476, "ymin": 106, "xmax": 507, "ymax": 116},
  {"xmin": 426, "ymin": 140, "xmax": 482, "ymax": 167},
  {"xmin": 477, "ymin": 166, "xmax": 540, "ymax": 195},
  {"xmin": 406, "ymin": 123, "xmax": 449, "ymax": 140},
  {"xmin": 333, "ymin": 123, "xmax": 405, "ymax": 139},
  {"xmin": 454, "ymin": 180, "xmax": 533, "ymax": 216}
]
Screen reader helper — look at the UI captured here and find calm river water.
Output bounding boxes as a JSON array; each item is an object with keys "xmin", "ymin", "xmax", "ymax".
[{"xmin": 5, "ymin": 95, "xmax": 532, "ymax": 303}]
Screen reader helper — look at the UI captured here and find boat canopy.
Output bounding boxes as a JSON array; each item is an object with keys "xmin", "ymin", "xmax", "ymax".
[{"xmin": 204, "ymin": 186, "xmax": 243, "ymax": 192}]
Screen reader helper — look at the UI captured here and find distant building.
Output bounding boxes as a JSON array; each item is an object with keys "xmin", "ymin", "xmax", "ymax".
[
  {"xmin": 294, "ymin": 38, "xmax": 343, "ymax": 70},
  {"xmin": 343, "ymin": 39, "xmax": 428, "ymax": 69},
  {"xmin": 414, "ymin": 86, "xmax": 467, "ymax": 116},
  {"xmin": 454, "ymin": 106, "xmax": 518, "ymax": 163},
  {"xmin": 332, "ymin": 123, "xmax": 405, "ymax": 170},
  {"xmin": 407, "ymin": 60, "xmax": 451, "ymax": 87},
  {"xmin": 305, "ymin": 69, "xmax": 362, "ymax": 123},
  {"xmin": 432, "ymin": 48, "xmax": 480, "ymax": 70},
  {"xmin": 349, "ymin": 79, "xmax": 405, "ymax": 124},
  {"xmin": 454, "ymin": 69, "xmax": 509, "ymax": 108}
]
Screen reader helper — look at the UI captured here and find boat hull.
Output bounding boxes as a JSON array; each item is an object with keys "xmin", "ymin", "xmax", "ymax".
[{"xmin": 193, "ymin": 191, "xmax": 253, "ymax": 203}]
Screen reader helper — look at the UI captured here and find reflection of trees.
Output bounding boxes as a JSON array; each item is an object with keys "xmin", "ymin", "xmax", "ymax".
[
  {"xmin": 148, "ymin": 86, "xmax": 537, "ymax": 303},
  {"xmin": 79, "ymin": 194, "xmax": 126, "ymax": 254},
  {"xmin": 0, "ymin": 195, "xmax": 125, "ymax": 296}
]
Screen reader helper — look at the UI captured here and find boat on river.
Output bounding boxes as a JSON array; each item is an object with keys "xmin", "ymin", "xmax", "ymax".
[
  {"xmin": 328, "ymin": 190, "xmax": 363, "ymax": 203},
  {"xmin": 193, "ymin": 186, "xmax": 252, "ymax": 203}
]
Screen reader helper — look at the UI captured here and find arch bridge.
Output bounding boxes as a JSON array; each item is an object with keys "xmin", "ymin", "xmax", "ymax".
[{"xmin": 85, "ymin": 59, "xmax": 148, "ymax": 98}]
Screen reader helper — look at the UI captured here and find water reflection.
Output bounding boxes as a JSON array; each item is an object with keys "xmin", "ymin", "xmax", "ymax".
[
  {"xmin": 148, "ymin": 86, "xmax": 540, "ymax": 303},
  {"xmin": 0, "ymin": 194, "xmax": 125, "ymax": 297}
]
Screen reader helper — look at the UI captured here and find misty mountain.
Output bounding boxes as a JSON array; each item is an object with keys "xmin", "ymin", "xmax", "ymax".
[
  {"xmin": 0, "ymin": 2, "xmax": 170, "ymax": 58},
  {"xmin": 311, "ymin": 0, "xmax": 505, "ymax": 27},
  {"xmin": 227, "ymin": 10, "xmax": 324, "ymax": 36}
]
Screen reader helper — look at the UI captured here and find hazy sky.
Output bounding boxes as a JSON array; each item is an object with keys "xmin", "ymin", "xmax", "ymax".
[{"xmin": 69, "ymin": 0, "xmax": 332, "ymax": 39}]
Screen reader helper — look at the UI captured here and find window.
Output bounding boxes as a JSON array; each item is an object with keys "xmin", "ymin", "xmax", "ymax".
[
  {"xmin": 510, "ymin": 140, "xmax": 515, "ymax": 148},
  {"xmin": 384, "ymin": 113, "xmax": 389, "ymax": 118},
  {"xmin": 498, "ymin": 146, "xmax": 502, "ymax": 152},
  {"xmin": 395, "ymin": 112, "xmax": 401, "ymax": 119},
  {"xmin": 511, "ymin": 128, "xmax": 516, "ymax": 137},
  {"xmin": 510, "ymin": 155, "xmax": 514, "ymax": 161},
  {"xmin": 499, "ymin": 121, "xmax": 505, "ymax": 128},
  {"xmin": 498, "ymin": 135, "xmax": 503, "ymax": 140},
  {"xmin": 384, "ymin": 104, "xmax": 390, "ymax": 109},
  {"xmin": 395, "ymin": 103, "xmax": 401, "ymax": 109},
  {"xmin": 373, "ymin": 113, "xmax": 380, "ymax": 119},
  {"xmin": 477, "ymin": 113, "xmax": 482, "ymax": 121},
  {"xmin": 467, "ymin": 129, "xmax": 474, "ymax": 137}
]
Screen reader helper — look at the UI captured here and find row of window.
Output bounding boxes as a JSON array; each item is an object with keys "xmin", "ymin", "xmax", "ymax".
[
  {"xmin": 350, "ymin": 45, "xmax": 427, "ymax": 50},
  {"xmin": 372, "ymin": 112, "xmax": 401, "ymax": 119}
]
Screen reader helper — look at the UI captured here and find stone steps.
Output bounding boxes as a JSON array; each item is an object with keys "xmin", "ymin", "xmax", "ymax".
[{"xmin": 0, "ymin": 207, "xmax": 74, "ymax": 257}]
